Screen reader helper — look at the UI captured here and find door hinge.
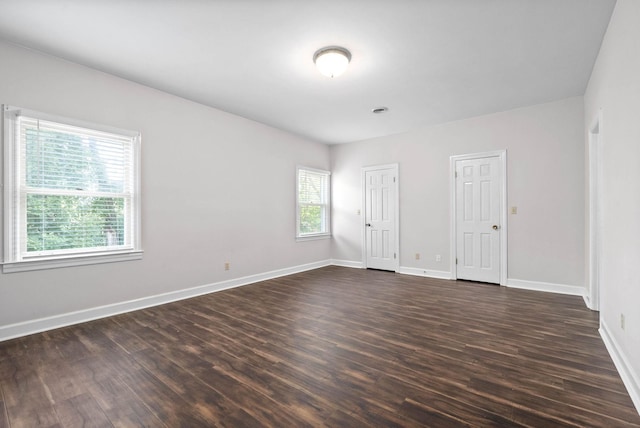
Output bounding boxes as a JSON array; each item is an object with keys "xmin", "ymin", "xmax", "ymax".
[
  {"xmin": 393, "ymin": 177, "xmax": 396, "ymax": 183},
  {"xmin": 455, "ymin": 171, "xmax": 458, "ymax": 178},
  {"xmin": 456, "ymin": 258, "xmax": 458, "ymax": 264},
  {"xmin": 394, "ymin": 253, "xmax": 397, "ymax": 259}
]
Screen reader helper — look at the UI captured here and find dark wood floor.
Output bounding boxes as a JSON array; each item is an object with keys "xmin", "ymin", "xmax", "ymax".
[{"xmin": 1, "ymin": 266, "xmax": 639, "ymax": 427}]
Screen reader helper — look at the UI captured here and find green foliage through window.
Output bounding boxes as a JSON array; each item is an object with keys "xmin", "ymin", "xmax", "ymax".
[
  {"xmin": 299, "ymin": 205, "xmax": 322, "ymax": 234},
  {"xmin": 27, "ymin": 195, "xmax": 124, "ymax": 252}
]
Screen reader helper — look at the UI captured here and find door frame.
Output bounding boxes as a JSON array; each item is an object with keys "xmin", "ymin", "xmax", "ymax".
[
  {"xmin": 361, "ymin": 163, "xmax": 400, "ymax": 272},
  {"xmin": 450, "ymin": 150, "xmax": 507, "ymax": 285},
  {"xmin": 587, "ymin": 109, "xmax": 603, "ymax": 311}
]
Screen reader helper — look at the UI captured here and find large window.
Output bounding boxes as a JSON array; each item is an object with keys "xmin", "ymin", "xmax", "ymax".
[
  {"xmin": 2, "ymin": 105, "xmax": 142, "ymax": 272},
  {"xmin": 296, "ymin": 167, "xmax": 330, "ymax": 239}
]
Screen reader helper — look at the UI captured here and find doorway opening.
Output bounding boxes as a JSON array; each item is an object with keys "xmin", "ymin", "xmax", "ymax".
[{"xmin": 588, "ymin": 111, "xmax": 603, "ymax": 311}]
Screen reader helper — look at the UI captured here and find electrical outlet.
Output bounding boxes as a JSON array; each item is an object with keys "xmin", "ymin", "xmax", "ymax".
[
  {"xmin": 356, "ymin": 209, "xmax": 361, "ymax": 215},
  {"xmin": 621, "ymin": 313, "xmax": 625, "ymax": 330},
  {"xmin": 224, "ymin": 262, "xmax": 230, "ymax": 271},
  {"xmin": 511, "ymin": 206, "xmax": 518, "ymax": 215},
  {"xmin": 415, "ymin": 253, "xmax": 420, "ymax": 260},
  {"xmin": 435, "ymin": 254, "xmax": 442, "ymax": 262}
]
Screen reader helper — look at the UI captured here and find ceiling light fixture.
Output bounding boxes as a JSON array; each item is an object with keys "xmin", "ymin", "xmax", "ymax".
[
  {"xmin": 372, "ymin": 107, "xmax": 389, "ymax": 114},
  {"xmin": 313, "ymin": 46, "xmax": 351, "ymax": 78}
]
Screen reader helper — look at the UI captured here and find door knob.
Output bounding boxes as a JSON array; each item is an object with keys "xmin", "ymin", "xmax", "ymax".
[
  {"xmin": 366, "ymin": 223, "xmax": 372, "ymax": 227},
  {"xmin": 492, "ymin": 225, "xmax": 499, "ymax": 230}
]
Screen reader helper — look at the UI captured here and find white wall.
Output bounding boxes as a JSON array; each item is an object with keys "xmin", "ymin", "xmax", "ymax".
[
  {"xmin": 0, "ymin": 41, "xmax": 331, "ymax": 334},
  {"xmin": 331, "ymin": 97, "xmax": 585, "ymax": 289},
  {"xmin": 584, "ymin": 0, "xmax": 640, "ymax": 410}
]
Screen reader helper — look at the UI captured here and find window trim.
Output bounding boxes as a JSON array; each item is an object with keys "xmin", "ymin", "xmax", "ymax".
[
  {"xmin": 296, "ymin": 166, "xmax": 331, "ymax": 240},
  {"xmin": 2, "ymin": 105, "xmax": 142, "ymax": 273}
]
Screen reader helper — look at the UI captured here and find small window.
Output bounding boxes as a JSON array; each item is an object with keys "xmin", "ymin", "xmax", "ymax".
[
  {"xmin": 2, "ymin": 105, "xmax": 142, "ymax": 272},
  {"xmin": 296, "ymin": 167, "xmax": 331, "ymax": 239}
]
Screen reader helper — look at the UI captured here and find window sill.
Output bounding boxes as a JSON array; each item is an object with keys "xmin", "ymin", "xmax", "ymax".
[
  {"xmin": 296, "ymin": 234, "xmax": 332, "ymax": 242},
  {"xmin": 2, "ymin": 250, "xmax": 144, "ymax": 273}
]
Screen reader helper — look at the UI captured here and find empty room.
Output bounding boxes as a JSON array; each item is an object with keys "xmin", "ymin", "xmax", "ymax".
[{"xmin": 0, "ymin": 0, "xmax": 639, "ymax": 426}]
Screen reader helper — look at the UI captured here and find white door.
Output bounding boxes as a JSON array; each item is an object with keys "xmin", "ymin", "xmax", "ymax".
[
  {"xmin": 364, "ymin": 166, "xmax": 398, "ymax": 271},
  {"xmin": 455, "ymin": 157, "xmax": 501, "ymax": 283}
]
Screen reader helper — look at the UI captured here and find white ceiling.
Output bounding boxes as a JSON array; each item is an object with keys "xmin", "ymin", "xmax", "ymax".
[{"xmin": 0, "ymin": 0, "xmax": 616, "ymax": 144}]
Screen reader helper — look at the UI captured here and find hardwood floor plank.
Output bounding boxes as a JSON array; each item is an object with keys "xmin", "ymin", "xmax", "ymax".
[
  {"xmin": 86, "ymin": 375, "xmax": 164, "ymax": 428},
  {"xmin": 469, "ymin": 376, "xmax": 638, "ymax": 427},
  {"xmin": 398, "ymin": 397, "xmax": 521, "ymax": 428},
  {"xmin": 118, "ymin": 365, "xmax": 219, "ymax": 427},
  {"xmin": 53, "ymin": 393, "xmax": 112, "ymax": 428},
  {"xmin": 375, "ymin": 374, "xmax": 525, "ymax": 426},
  {"xmin": 0, "ymin": 266, "xmax": 639, "ymax": 427},
  {"xmin": 0, "ymin": 357, "xmax": 61, "ymax": 427},
  {"xmin": 99, "ymin": 320, "xmax": 151, "ymax": 356},
  {"xmin": 467, "ymin": 352, "xmax": 640, "ymax": 422},
  {"xmin": 124, "ymin": 322, "xmax": 321, "ymax": 427},
  {"xmin": 219, "ymin": 408, "xmax": 264, "ymax": 428},
  {"xmin": 0, "ymin": 387, "xmax": 9, "ymax": 428}
]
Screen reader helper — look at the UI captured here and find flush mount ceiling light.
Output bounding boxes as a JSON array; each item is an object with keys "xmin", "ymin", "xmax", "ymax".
[{"xmin": 313, "ymin": 46, "xmax": 351, "ymax": 78}]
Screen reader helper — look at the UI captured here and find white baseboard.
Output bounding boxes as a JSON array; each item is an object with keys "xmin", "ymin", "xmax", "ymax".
[
  {"xmin": 398, "ymin": 266, "xmax": 452, "ymax": 280},
  {"xmin": 505, "ymin": 278, "xmax": 585, "ymax": 296},
  {"xmin": 330, "ymin": 259, "xmax": 364, "ymax": 269},
  {"xmin": 600, "ymin": 319, "xmax": 640, "ymax": 415},
  {"xmin": 329, "ymin": 261, "xmax": 453, "ymax": 279},
  {"xmin": 0, "ymin": 259, "xmax": 332, "ymax": 342}
]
